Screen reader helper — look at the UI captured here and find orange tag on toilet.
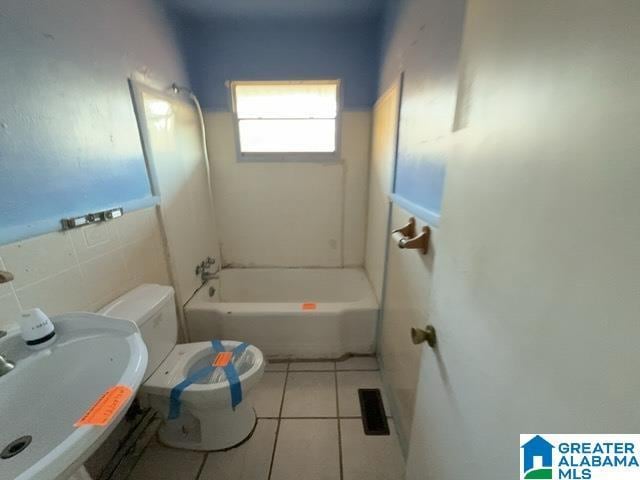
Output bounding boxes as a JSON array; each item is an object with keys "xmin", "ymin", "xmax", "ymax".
[
  {"xmin": 74, "ymin": 385, "xmax": 133, "ymax": 427},
  {"xmin": 213, "ymin": 351, "xmax": 233, "ymax": 367},
  {"xmin": 302, "ymin": 302, "xmax": 317, "ymax": 311}
]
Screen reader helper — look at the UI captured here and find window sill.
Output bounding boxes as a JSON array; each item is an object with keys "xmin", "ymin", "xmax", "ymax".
[{"xmin": 237, "ymin": 152, "xmax": 341, "ymax": 163}]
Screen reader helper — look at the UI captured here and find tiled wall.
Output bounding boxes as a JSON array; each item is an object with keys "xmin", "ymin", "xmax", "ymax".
[
  {"xmin": 205, "ymin": 111, "xmax": 371, "ymax": 268},
  {"xmin": 0, "ymin": 207, "xmax": 170, "ymax": 330}
]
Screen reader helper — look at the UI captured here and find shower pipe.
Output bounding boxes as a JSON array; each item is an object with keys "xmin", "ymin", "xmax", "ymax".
[{"xmin": 167, "ymin": 84, "xmax": 216, "ymax": 228}]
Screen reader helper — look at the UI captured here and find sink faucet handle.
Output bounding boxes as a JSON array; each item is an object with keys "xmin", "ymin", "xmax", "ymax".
[
  {"xmin": 0, "ymin": 352, "xmax": 15, "ymax": 376},
  {"xmin": 0, "ymin": 271, "xmax": 14, "ymax": 284},
  {"xmin": 0, "ymin": 355, "xmax": 16, "ymax": 377}
]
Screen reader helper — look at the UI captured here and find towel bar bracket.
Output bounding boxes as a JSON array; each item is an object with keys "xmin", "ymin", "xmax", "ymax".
[
  {"xmin": 392, "ymin": 217, "xmax": 416, "ymax": 239},
  {"xmin": 392, "ymin": 217, "xmax": 430, "ymax": 254}
]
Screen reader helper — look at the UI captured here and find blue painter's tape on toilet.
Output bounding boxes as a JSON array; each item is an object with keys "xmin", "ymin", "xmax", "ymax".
[
  {"xmin": 211, "ymin": 340, "xmax": 248, "ymax": 409},
  {"xmin": 168, "ymin": 340, "xmax": 248, "ymax": 420}
]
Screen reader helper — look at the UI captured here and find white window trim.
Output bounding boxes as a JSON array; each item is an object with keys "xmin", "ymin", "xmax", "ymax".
[{"xmin": 229, "ymin": 80, "xmax": 343, "ymax": 163}]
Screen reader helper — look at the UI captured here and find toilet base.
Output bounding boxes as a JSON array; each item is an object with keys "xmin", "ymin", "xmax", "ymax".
[{"xmin": 157, "ymin": 400, "xmax": 257, "ymax": 451}]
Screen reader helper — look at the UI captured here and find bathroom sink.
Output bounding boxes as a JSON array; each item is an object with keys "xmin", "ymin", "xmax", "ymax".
[{"xmin": 0, "ymin": 312, "xmax": 148, "ymax": 480}]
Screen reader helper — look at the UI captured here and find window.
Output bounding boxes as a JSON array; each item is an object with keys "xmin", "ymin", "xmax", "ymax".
[{"xmin": 231, "ymin": 80, "xmax": 340, "ymax": 160}]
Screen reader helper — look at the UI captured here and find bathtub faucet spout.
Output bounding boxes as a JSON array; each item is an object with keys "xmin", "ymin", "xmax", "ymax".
[{"xmin": 201, "ymin": 271, "xmax": 218, "ymax": 282}]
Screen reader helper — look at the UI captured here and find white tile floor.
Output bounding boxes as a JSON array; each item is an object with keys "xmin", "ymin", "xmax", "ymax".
[{"xmin": 126, "ymin": 357, "xmax": 405, "ymax": 480}]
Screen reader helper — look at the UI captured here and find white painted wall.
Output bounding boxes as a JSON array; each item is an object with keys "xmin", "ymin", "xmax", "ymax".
[
  {"xmin": 405, "ymin": 0, "xmax": 640, "ymax": 478},
  {"xmin": 204, "ymin": 111, "xmax": 371, "ymax": 268},
  {"xmin": 132, "ymin": 83, "xmax": 221, "ymax": 309},
  {"xmin": 0, "ymin": 208, "xmax": 170, "ymax": 331}
]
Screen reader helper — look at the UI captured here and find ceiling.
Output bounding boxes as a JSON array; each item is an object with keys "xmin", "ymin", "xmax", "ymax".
[{"xmin": 163, "ymin": 0, "xmax": 386, "ymax": 20}]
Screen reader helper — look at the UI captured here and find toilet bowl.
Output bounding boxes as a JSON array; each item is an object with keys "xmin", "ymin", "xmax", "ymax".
[
  {"xmin": 100, "ymin": 284, "xmax": 265, "ymax": 451},
  {"xmin": 144, "ymin": 340, "xmax": 264, "ymax": 450}
]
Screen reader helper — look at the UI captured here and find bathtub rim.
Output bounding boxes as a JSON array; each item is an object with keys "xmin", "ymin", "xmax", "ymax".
[{"xmin": 185, "ymin": 267, "xmax": 379, "ymax": 314}]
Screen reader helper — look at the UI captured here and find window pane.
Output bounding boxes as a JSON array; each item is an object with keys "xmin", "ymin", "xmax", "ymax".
[
  {"xmin": 235, "ymin": 83, "xmax": 338, "ymax": 119},
  {"xmin": 238, "ymin": 119, "xmax": 336, "ymax": 153}
]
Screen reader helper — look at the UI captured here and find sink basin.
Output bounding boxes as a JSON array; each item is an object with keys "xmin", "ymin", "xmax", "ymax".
[{"xmin": 0, "ymin": 312, "xmax": 148, "ymax": 480}]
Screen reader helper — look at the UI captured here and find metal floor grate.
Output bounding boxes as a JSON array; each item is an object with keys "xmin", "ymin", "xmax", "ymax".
[{"xmin": 358, "ymin": 388, "xmax": 390, "ymax": 435}]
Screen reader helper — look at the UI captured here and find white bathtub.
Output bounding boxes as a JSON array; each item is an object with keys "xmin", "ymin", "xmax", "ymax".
[{"xmin": 184, "ymin": 268, "xmax": 378, "ymax": 358}]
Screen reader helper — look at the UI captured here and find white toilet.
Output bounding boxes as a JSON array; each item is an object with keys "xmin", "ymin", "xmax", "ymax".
[{"xmin": 99, "ymin": 284, "xmax": 265, "ymax": 451}]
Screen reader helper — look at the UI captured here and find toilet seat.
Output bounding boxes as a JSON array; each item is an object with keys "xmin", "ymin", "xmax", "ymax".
[
  {"xmin": 99, "ymin": 285, "xmax": 266, "ymax": 450},
  {"xmin": 142, "ymin": 340, "xmax": 264, "ymax": 410}
]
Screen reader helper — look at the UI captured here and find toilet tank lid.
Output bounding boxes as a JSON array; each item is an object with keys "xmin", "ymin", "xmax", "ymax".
[{"xmin": 99, "ymin": 284, "xmax": 174, "ymax": 326}]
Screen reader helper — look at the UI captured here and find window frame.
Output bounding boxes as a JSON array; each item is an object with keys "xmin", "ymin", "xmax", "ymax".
[{"xmin": 229, "ymin": 79, "xmax": 342, "ymax": 162}]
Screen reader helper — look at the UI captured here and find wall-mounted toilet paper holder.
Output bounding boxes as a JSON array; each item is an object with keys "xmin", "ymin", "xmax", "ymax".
[{"xmin": 391, "ymin": 217, "xmax": 430, "ymax": 255}]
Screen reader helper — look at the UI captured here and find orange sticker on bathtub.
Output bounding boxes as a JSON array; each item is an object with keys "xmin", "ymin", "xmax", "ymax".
[
  {"xmin": 74, "ymin": 385, "xmax": 133, "ymax": 427},
  {"xmin": 302, "ymin": 302, "xmax": 317, "ymax": 311},
  {"xmin": 213, "ymin": 351, "xmax": 233, "ymax": 367}
]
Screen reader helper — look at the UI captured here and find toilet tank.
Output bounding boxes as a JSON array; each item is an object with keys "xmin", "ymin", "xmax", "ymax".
[{"xmin": 99, "ymin": 284, "xmax": 178, "ymax": 381}]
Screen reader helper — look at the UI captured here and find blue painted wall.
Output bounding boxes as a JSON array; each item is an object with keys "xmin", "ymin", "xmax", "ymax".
[
  {"xmin": 174, "ymin": 16, "xmax": 381, "ymax": 111},
  {"xmin": 379, "ymin": 0, "xmax": 467, "ymax": 225},
  {"xmin": 0, "ymin": 0, "xmax": 189, "ymax": 244},
  {"xmin": 164, "ymin": 0, "xmax": 385, "ymax": 21}
]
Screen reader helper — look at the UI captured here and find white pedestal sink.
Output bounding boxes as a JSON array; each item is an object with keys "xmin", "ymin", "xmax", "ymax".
[{"xmin": 0, "ymin": 312, "xmax": 148, "ymax": 480}]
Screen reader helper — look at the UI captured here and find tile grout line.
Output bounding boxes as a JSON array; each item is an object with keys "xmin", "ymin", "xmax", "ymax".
[
  {"xmin": 335, "ymin": 367, "xmax": 344, "ymax": 480},
  {"xmin": 258, "ymin": 416, "xmax": 367, "ymax": 420},
  {"xmin": 284, "ymin": 369, "xmax": 379, "ymax": 373},
  {"xmin": 195, "ymin": 452, "xmax": 209, "ymax": 480},
  {"xmin": 267, "ymin": 361, "xmax": 290, "ymax": 480},
  {"xmin": 125, "ymin": 362, "xmax": 380, "ymax": 480},
  {"xmin": 267, "ymin": 369, "xmax": 379, "ymax": 374}
]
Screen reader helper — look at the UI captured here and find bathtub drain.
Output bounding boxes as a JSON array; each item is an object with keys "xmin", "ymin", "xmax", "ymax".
[{"xmin": 1, "ymin": 436, "xmax": 32, "ymax": 459}]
